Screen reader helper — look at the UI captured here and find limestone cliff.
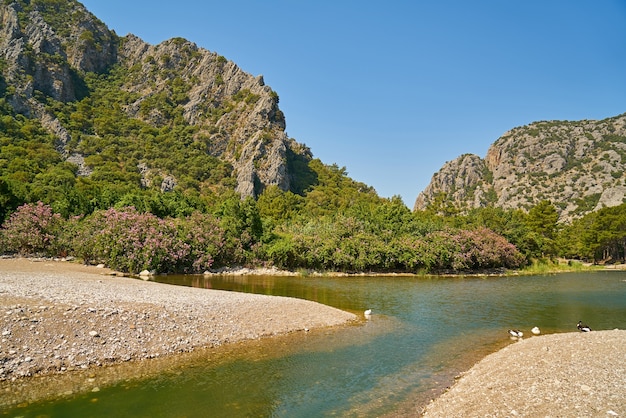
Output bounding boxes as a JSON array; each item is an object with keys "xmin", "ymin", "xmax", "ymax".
[
  {"xmin": 0, "ymin": 0, "xmax": 307, "ymax": 197},
  {"xmin": 414, "ymin": 114, "xmax": 626, "ymax": 222}
]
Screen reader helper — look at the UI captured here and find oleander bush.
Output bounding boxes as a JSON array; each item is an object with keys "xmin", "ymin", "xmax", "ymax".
[
  {"xmin": 0, "ymin": 195, "xmax": 535, "ymax": 274},
  {"xmin": 71, "ymin": 207, "xmax": 191, "ymax": 273},
  {"xmin": 422, "ymin": 228, "xmax": 525, "ymax": 271},
  {"xmin": 175, "ymin": 211, "xmax": 226, "ymax": 271},
  {"xmin": 262, "ymin": 217, "xmax": 525, "ymax": 273},
  {"xmin": 62, "ymin": 207, "xmax": 233, "ymax": 273},
  {"xmin": 0, "ymin": 202, "xmax": 64, "ymax": 256}
]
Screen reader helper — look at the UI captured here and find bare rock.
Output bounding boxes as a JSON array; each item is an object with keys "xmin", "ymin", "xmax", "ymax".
[{"xmin": 415, "ymin": 114, "xmax": 626, "ymax": 222}]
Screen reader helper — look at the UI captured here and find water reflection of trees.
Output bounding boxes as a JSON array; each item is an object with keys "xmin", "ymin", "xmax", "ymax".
[{"xmin": 162, "ymin": 275, "xmax": 360, "ymax": 311}]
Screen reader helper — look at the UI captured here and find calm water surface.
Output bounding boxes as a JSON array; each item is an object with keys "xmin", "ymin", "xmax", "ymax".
[{"xmin": 6, "ymin": 271, "xmax": 626, "ymax": 417}]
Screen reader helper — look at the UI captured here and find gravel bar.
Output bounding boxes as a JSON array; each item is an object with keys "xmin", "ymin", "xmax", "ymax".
[
  {"xmin": 0, "ymin": 258, "xmax": 356, "ymax": 385},
  {"xmin": 422, "ymin": 329, "xmax": 626, "ymax": 417}
]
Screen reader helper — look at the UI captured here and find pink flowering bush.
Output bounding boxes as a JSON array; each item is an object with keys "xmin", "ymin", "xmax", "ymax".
[
  {"xmin": 423, "ymin": 227, "xmax": 525, "ymax": 271},
  {"xmin": 72, "ymin": 207, "xmax": 190, "ymax": 273},
  {"xmin": 70, "ymin": 208, "xmax": 228, "ymax": 273},
  {"xmin": 0, "ymin": 202, "xmax": 64, "ymax": 256},
  {"xmin": 175, "ymin": 212, "xmax": 226, "ymax": 272},
  {"xmin": 0, "ymin": 202, "xmax": 526, "ymax": 274}
]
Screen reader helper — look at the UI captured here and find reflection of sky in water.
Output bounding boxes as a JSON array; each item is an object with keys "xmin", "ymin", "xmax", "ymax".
[{"xmin": 11, "ymin": 272, "xmax": 626, "ymax": 418}]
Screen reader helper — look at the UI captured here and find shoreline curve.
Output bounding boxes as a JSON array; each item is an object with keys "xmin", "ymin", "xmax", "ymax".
[
  {"xmin": 421, "ymin": 329, "xmax": 626, "ymax": 417},
  {"xmin": 0, "ymin": 258, "xmax": 357, "ymax": 407}
]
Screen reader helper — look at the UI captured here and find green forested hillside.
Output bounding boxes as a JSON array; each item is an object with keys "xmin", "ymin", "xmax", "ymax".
[{"xmin": 2, "ymin": 83, "xmax": 625, "ymax": 272}]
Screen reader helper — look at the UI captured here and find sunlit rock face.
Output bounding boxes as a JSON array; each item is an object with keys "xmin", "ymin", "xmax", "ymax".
[
  {"xmin": 414, "ymin": 114, "xmax": 626, "ymax": 222},
  {"xmin": 0, "ymin": 0, "xmax": 308, "ymax": 198}
]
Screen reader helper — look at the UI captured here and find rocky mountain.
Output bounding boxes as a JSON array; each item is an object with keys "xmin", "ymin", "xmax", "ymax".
[
  {"xmin": 0, "ymin": 0, "xmax": 309, "ymax": 198},
  {"xmin": 414, "ymin": 114, "xmax": 626, "ymax": 222}
]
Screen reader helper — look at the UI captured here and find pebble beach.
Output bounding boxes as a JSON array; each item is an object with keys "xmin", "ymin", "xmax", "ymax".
[
  {"xmin": 422, "ymin": 329, "xmax": 626, "ymax": 417},
  {"xmin": 1, "ymin": 258, "xmax": 625, "ymax": 416},
  {"xmin": 0, "ymin": 258, "xmax": 357, "ymax": 408}
]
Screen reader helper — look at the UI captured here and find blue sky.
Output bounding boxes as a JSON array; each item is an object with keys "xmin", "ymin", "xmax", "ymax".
[{"xmin": 80, "ymin": 1, "xmax": 626, "ymax": 207}]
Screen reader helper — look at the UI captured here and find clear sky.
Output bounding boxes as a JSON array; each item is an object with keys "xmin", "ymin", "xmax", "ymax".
[{"xmin": 79, "ymin": 1, "xmax": 626, "ymax": 207}]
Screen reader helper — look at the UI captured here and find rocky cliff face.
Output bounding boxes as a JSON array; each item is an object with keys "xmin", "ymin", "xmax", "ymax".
[
  {"xmin": 116, "ymin": 34, "xmax": 294, "ymax": 196},
  {"xmin": 414, "ymin": 114, "xmax": 626, "ymax": 222},
  {"xmin": 0, "ymin": 1, "xmax": 116, "ymax": 157},
  {"xmin": 0, "ymin": 0, "xmax": 306, "ymax": 197}
]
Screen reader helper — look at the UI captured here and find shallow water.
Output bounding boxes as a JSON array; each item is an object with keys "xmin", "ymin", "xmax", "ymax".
[{"xmin": 6, "ymin": 271, "xmax": 626, "ymax": 417}]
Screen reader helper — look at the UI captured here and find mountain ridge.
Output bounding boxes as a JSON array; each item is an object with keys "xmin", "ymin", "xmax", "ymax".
[
  {"xmin": 0, "ymin": 0, "xmax": 310, "ymax": 198},
  {"xmin": 414, "ymin": 113, "xmax": 626, "ymax": 222}
]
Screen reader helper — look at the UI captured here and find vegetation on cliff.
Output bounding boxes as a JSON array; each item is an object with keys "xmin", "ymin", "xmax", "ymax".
[{"xmin": 415, "ymin": 114, "xmax": 626, "ymax": 223}]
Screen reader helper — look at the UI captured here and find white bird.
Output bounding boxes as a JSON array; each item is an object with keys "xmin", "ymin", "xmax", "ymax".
[
  {"xmin": 364, "ymin": 309, "xmax": 372, "ymax": 316},
  {"xmin": 508, "ymin": 329, "xmax": 523, "ymax": 338},
  {"xmin": 577, "ymin": 321, "xmax": 591, "ymax": 332},
  {"xmin": 531, "ymin": 326, "xmax": 541, "ymax": 335}
]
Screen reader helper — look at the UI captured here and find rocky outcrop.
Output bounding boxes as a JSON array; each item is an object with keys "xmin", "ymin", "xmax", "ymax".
[
  {"xmin": 414, "ymin": 114, "xmax": 626, "ymax": 222},
  {"xmin": 116, "ymin": 34, "xmax": 293, "ymax": 197},
  {"xmin": 414, "ymin": 154, "xmax": 487, "ymax": 211},
  {"xmin": 0, "ymin": 2, "xmax": 116, "ymax": 102},
  {"xmin": 0, "ymin": 0, "xmax": 306, "ymax": 198},
  {"xmin": 0, "ymin": 1, "xmax": 116, "ymax": 156}
]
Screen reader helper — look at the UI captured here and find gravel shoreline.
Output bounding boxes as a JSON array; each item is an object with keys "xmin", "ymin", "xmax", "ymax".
[
  {"xmin": 422, "ymin": 329, "xmax": 626, "ymax": 417},
  {"xmin": 3, "ymin": 258, "xmax": 625, "ymax": 415},
  {"xmin": 0, "ymin": 258, "xmax": 357, "ymax": 407}
]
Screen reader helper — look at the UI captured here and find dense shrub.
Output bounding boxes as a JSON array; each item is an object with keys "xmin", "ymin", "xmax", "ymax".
[
  {"xmin": 0, "ymin": 201, "xmax": 527, "ymax": 274},
  {"xmin": 0, "ymin": 202, "xmax": 63, "ymax": 256},
  {"xmin": 262, "ymin": 217, "xmax": 525, "ymax": 273},
  {"xmin": 175, "ymin": 212, "xmax": 226, "ymax": 271},
  {"xmin": 71, "ymin": 207, "xmax": 190, "ymax": 273},
  {"xmin": 423, "ymin": 228, "xmax": 525, "ymax": 271},
  {"xmin": 68, "ymin": 207, "xmax": 231, "ymax": 273}
]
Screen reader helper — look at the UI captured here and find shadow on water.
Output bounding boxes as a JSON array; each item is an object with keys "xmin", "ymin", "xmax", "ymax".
[{"xmin": 5, "ymin": 271, "xmax": 626, "ymax": 417}]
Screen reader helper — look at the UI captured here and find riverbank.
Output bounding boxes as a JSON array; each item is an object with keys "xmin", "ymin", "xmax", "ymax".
[
  {"xmin": 0, "ymin": 257, "xmax": 357, "ymax": 408},
  {"xmin": 421, "ymin": 329, "xmax": 626, "ymax": 417}
]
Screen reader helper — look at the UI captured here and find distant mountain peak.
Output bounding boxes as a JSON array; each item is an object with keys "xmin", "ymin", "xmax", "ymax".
[{"xmin": 414, "ymin": 114, "xmax": 626, "ymax": 222}]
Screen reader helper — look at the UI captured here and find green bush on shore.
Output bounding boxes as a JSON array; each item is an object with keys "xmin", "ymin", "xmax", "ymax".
[{"xmin": 0, "ymin": 201, "xmax": 526, "ymax": 274}]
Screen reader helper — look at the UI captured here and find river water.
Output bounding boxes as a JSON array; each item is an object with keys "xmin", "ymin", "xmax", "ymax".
[{"xmin": 7, "ymin": 271, "xmax": 626, "ymax": 417}]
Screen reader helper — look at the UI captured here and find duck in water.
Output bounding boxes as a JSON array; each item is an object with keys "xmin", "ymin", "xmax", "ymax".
[{"xmin": 577, "ymin": 321, "xmax": 591, "ymax": 332}]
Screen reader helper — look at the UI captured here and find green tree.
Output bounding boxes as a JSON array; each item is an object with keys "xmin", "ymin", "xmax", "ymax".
[
  {"xmin": 0, "ymin": 178, "xmax": 19, "ymax": 224},
  {"xmin": 525, "ymin": 200, "xmax": 559, "ymax": 257},
  {"xmin": 257, "ymin": 185, "xmax": 303, "ymax": 222},
  {"xmin": 214, "ymin": 195, "xmax": 263, "ymax": 264},
  {"xmin": 572, "ymin": 204, "xmax": 626, "ymax": 263}
]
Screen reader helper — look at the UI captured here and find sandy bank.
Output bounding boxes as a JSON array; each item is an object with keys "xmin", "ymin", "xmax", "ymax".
[
  {"xmin": 0, "ymin": 258, "xmax": 356, "ymax": 406},
  {"xmin": 422, "ymin": 329, "xmax": 626, "ymax": 417}
]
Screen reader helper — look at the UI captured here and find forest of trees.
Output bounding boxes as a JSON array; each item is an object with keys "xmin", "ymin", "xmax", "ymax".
[
  {"xmin": 1, "ymin": 54, "xmax": 625, "ymax": 274},
  {"xmin": 2, "ymin": 106, "xmax": 625, "ymax": 275}
]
